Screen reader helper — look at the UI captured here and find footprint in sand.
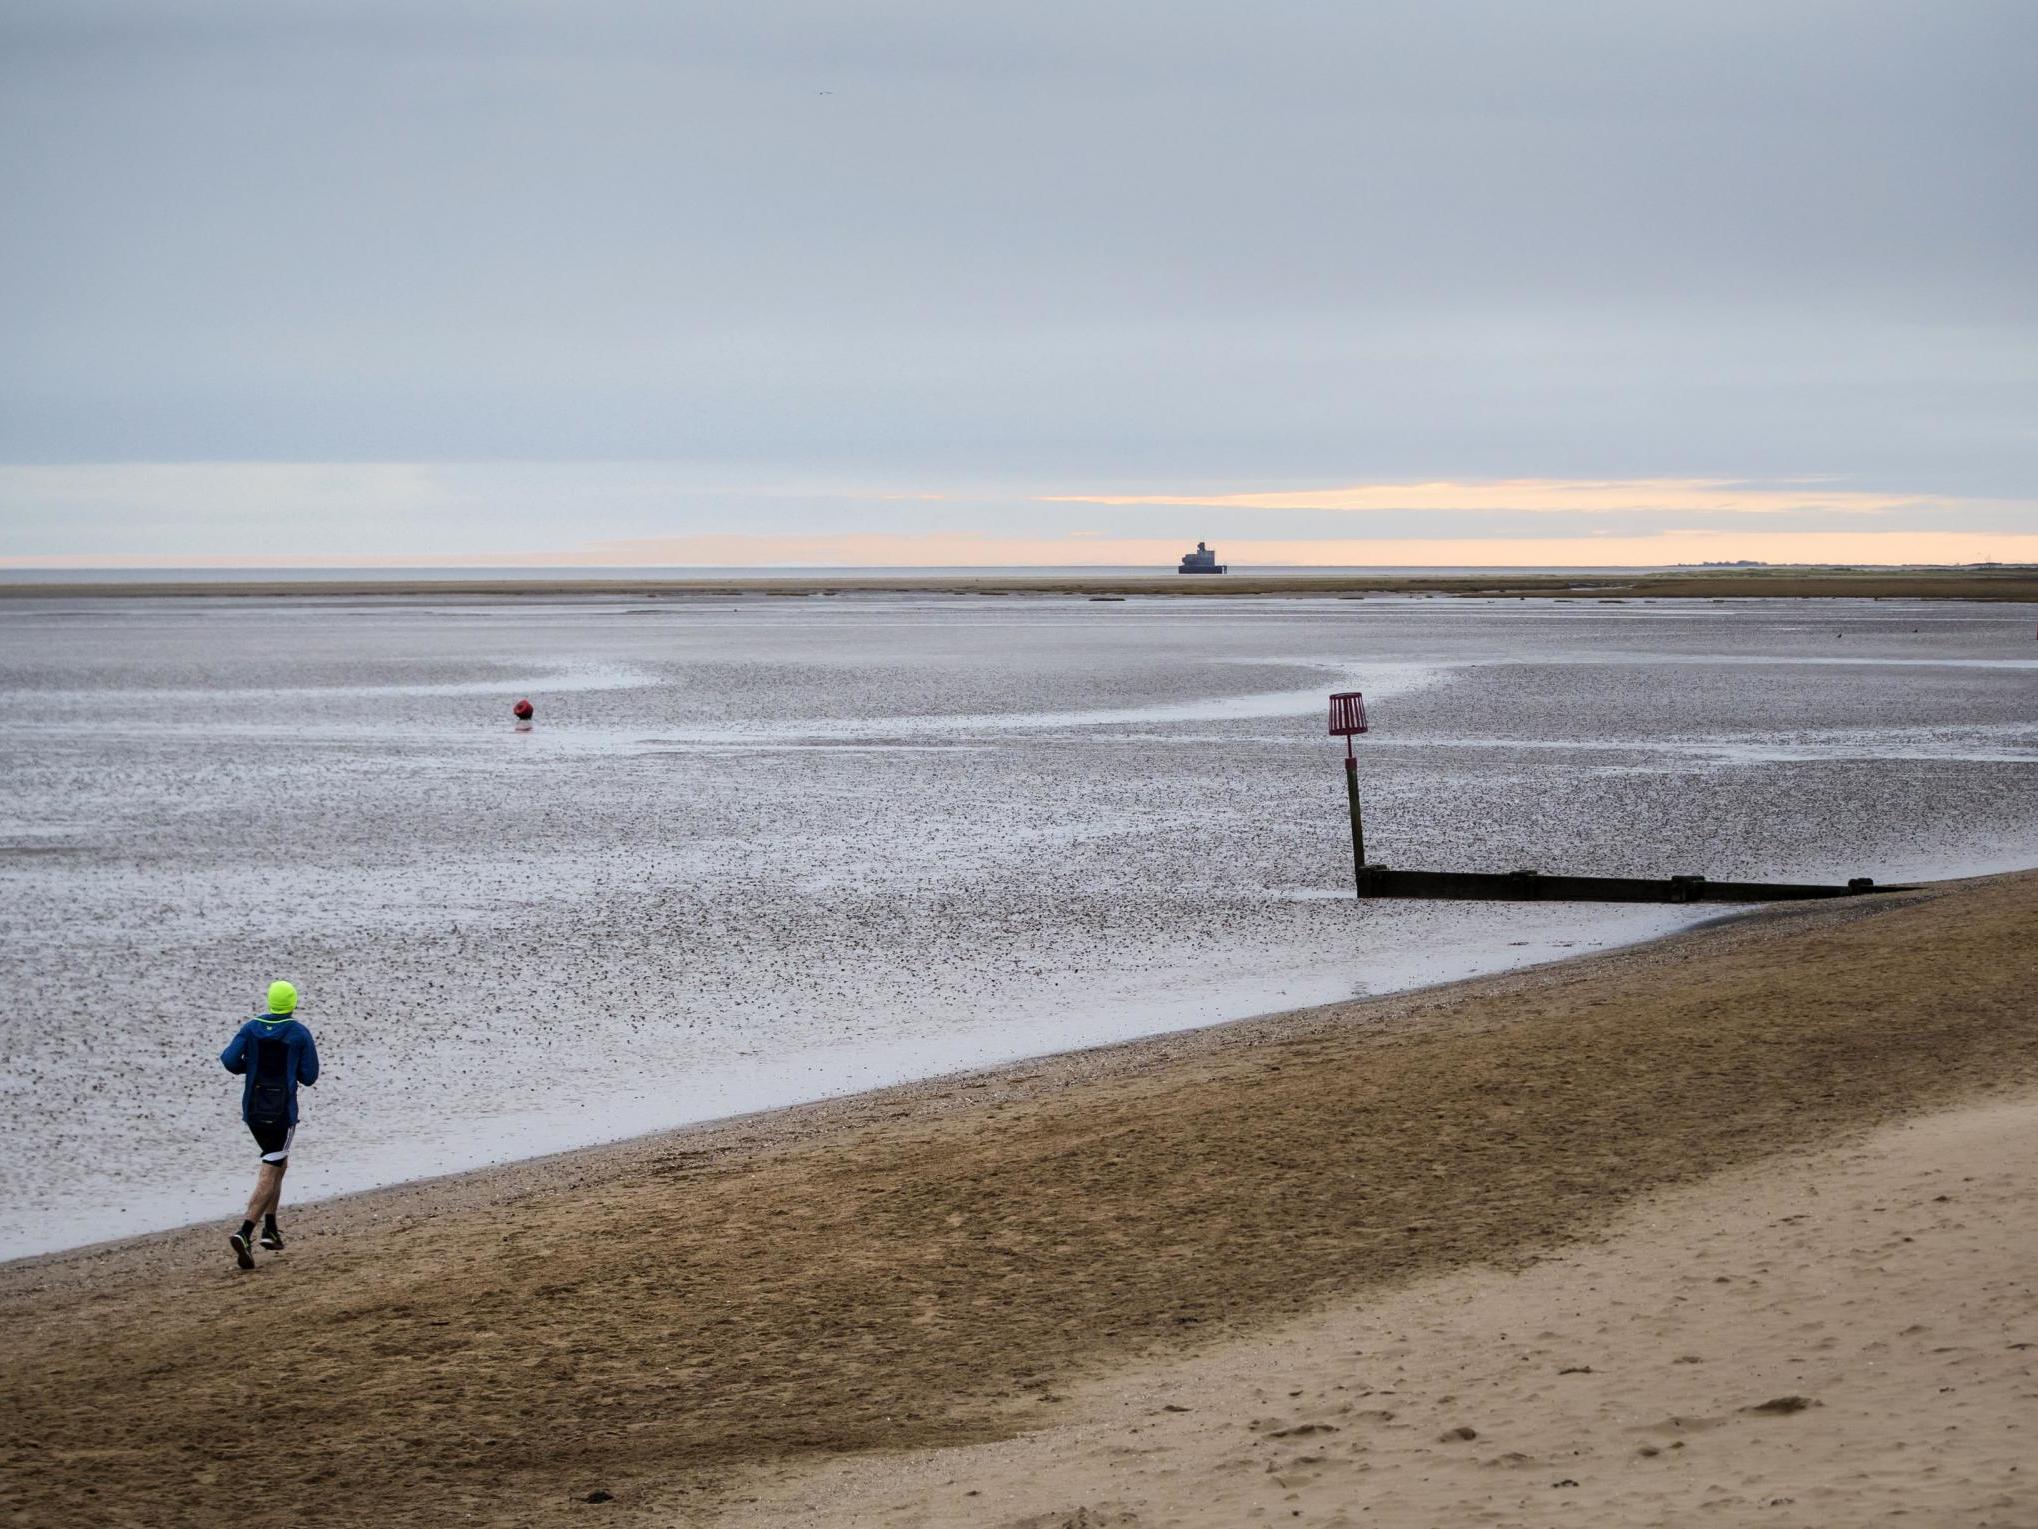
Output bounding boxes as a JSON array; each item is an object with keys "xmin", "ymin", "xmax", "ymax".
[
  {"xmin": 1742, "ymin": 1395, "xmax": 1818, "ymax": 1415},
  {"xmin": 1634, "ymin": 1413, "xmax": 1729, "ymax": 1436},
  {"xmin": 1008, "ymin": 1507, "xmax": 1142, "ymax": 1529},
  {"xmin": 1268, "ymin": 1422, "xmax": 1341, "ymax": 1439}
]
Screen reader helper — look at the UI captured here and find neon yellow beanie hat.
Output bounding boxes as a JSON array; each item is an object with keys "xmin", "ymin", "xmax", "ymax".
[{"xmin": 266, "ymin": 980, "xmax": 298, "ymax": 1015}]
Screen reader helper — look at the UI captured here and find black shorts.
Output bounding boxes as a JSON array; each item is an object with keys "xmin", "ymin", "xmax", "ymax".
[{"xmin": 247, "ymin": 1118, "xmax": 296, "ymax": 1162}]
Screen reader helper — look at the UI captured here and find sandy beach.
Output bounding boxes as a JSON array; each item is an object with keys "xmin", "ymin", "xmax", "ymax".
[
  {"xmin": 2, "ymin": 869, "xmax": 2034, "ymax": 1526},
  {"xmin": 732, "ymin": 1084, "xmax": 2038, "ymax": 1528}
]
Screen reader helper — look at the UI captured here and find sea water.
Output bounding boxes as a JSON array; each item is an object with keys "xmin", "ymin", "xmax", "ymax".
[{"xmin": 1, "ymin": 591, "xmax": 2033, "ymax": 1257}]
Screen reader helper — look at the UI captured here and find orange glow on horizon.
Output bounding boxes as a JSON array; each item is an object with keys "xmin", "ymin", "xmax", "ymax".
[
  {"xmin": 1039, "ymin": 477, "xmax": 2025, "ymax": 517},
  {"xmin": 8, "ymin": 529, "xmax": 2036, "ymax": 571}
]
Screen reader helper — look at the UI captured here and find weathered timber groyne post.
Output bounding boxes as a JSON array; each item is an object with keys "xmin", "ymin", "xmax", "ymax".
[
  {"xmin": 1328, "ymin": 691, "xmax": 1370, "ymax": 897},
  {"xmin": 1322, "ymin": 687, "xmax": 1906, "ymax": 905}
]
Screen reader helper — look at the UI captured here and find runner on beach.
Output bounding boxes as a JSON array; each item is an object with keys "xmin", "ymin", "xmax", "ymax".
[{"xmin": 219, "ymin": 981, "xmax": 319, "ymax": 1271}]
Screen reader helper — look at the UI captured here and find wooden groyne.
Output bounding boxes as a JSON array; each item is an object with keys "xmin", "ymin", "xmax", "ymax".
[
  {"xmin": 1328, "ymin": 688, "xmax": 1914, "ymax": 906},
  {"xmin": 1355, "ymin": 866, "xmax": 1906, "ymax": 904}
]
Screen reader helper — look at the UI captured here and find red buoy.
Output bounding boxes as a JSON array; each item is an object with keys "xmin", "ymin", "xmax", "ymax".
[{"xmin": 512, "ymin": 698, "xmax": 534, "ymax": 721}]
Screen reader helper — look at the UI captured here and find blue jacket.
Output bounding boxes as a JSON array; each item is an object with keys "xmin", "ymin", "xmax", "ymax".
[{"xmin": 220, "ymin": 1014, "xmax": 319, "ymax": 1125}]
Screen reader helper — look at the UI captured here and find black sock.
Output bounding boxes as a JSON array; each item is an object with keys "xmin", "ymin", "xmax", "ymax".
[
  {"xmin": 238, "ymin": 1220, "xmax": 255, "ymax": 1240},
  {"xmin": 263, "ymin": 1214, "xmax": 279, "ymax": 1231}
]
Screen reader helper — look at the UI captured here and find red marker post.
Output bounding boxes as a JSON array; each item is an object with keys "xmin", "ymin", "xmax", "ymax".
[{"xmin": 1328, "ymin": 691, "xmax": 1369, "ymax": 896}]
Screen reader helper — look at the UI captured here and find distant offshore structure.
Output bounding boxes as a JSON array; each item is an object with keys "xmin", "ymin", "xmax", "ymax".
[{"xmin": 1177, "ymin": 541, "xmax": 1227, "ymax": 574}]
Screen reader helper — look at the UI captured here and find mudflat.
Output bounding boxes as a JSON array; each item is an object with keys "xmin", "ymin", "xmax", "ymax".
[
  {"xmin": 3, "ymin": 566, "xmax": 2036, "ymax": 600},
  {"xmin": 3, "ymin": 873, "xmax": 2035, "ymax": 1526}
]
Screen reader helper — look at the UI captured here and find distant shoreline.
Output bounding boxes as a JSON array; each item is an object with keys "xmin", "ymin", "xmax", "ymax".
[{"xmin": 5, "ymin": 567, "xmax": 2036, "ymax": 601}]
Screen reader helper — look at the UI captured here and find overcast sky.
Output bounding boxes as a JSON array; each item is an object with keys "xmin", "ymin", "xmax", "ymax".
[{"xmin": 2, "ymin": 0, "xmax": 2032, "ymax": 566}]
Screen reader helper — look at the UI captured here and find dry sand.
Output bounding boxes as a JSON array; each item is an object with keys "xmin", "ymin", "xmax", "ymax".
[
  {"xmin": 730, "ymin": 1090, "xmax": 2038, "ymax": 1528},
  {"xmin": 2, "ymin": 873, "xmax": 2035, "ymax": 1527},
  {"xmin": 4, "ymin": 567, "xmax": 2035, "ymax": 601}
]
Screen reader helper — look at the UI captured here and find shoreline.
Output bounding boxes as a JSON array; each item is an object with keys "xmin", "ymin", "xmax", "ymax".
[
  {"xmin": 13, "ymin": 587, "xmax": 2029, "ymax": 1269},
  {"xmin": 4, "ymin": 568, "xmax": 2037, "ymax": 601},
  {"xmin": 4, "ymin": 870, "xmax": 2034, "ymax": 1527},
  {"xmin": 2, "ymin": 895, "xmax": 1786, "ymax": 1282},
  {"xmin": 2, "ymin": 897, "xmax": 1710, "ymax": 1266}
]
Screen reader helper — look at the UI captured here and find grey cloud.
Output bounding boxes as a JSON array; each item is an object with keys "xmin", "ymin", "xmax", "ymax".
[{"xmin": 0, "ymin": 0, "xmax": 2032, "ymax": 552}]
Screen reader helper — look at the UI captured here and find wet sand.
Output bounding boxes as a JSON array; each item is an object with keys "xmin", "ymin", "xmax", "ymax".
[
  {"xmin": 3, "ymin": 871, "xmax": 2035, "ymax": 1526},
  {"xmin": 4, "ymin": 567, "xmax": 2036, "ymax": 600}
]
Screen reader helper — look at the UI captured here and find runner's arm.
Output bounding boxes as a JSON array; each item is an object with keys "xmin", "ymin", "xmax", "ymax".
[
  {"xmin": 298, "ymin": 1029, "xmax": 320, "ymax": 1087},
  {"xmin": 220, "ymin": 1027, "xmax": 249, "ymax": 1074}
]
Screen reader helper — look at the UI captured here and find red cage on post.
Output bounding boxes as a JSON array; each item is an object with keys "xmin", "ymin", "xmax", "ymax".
[{"xmin": 1327, "ymin": 691, "xmax": 1368, "ymax": 737}]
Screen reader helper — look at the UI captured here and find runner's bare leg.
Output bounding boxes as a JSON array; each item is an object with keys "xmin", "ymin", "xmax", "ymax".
[{"xmin": 246, "ymin": 1160, "xmax": 285, "ymax": 1223}]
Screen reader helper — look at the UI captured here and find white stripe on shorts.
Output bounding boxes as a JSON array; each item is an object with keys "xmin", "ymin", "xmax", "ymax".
[{"xmin": 261, "ymin": 1124, "xmax": 296, "ymax": 1163}]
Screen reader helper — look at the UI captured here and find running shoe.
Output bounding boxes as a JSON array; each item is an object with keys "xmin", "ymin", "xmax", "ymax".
[
  {"xmin": 230, "ymin": 1231, "xmax": 256, "ymax": 1270},
  {"xmin": 258, "ymin": 1224, "xmax": 285, "ymax": 1251}
]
